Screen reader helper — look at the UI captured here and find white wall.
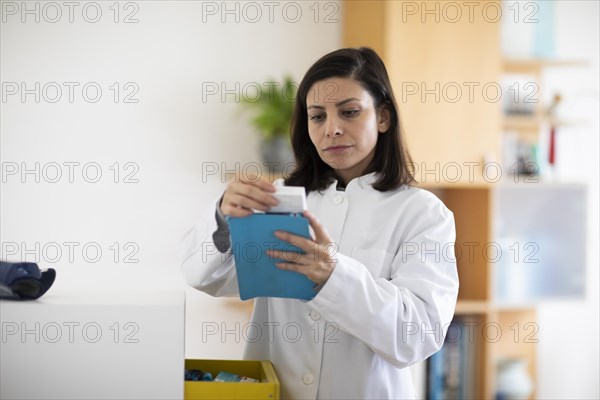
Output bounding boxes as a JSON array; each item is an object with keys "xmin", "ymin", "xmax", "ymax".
[
  {"xmin": 1, "ymin": 0, "xmax": 340, "ymax": 359},
  {"xmin": 502, "ymin": 1, "xmax": 599, "ymax": 397}
]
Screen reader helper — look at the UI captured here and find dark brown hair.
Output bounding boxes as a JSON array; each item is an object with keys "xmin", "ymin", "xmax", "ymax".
[{"xmin": 284, "ymin": 47, "xmax": 415, "ymax": 192}]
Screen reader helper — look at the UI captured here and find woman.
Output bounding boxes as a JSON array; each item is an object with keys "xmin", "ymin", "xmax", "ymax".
[{"xmin": 181, "ymin": 47, "xmax": 458, "ymax": 399}]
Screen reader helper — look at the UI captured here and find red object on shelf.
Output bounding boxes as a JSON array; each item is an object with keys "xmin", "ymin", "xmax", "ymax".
[{"xmin": 549, "ymin": 125, "xmax": 556, "ymax": 165}]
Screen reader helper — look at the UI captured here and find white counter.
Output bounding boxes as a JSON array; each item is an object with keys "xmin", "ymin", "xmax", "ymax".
[{"xmin": 0, "ymin": 266, "xmax": 186, "ymax": 399}]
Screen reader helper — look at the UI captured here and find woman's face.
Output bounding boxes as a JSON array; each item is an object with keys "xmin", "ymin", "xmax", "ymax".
[{"xmin": 306, "ymin": 77, "xmax": 390, "ymax": 185}]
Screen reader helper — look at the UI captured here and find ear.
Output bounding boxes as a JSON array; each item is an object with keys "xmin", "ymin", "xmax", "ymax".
[{"xmin": 377, "ymin": 104, "xmax": 391, "ymax": 133}]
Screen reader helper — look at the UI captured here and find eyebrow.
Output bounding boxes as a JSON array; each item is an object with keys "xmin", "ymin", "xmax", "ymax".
[{"xmin": 307, "ymin": 98, "xmax": 361, "ymax": 110}]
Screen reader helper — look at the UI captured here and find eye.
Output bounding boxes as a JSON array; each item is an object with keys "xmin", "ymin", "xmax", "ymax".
[
  {"xmin": 342, "ymin": 109, "xmax": 360, "ymax": 117},
  {"xmin": 309, "ymin": 113, "xmax": 325, "ymax": 122}
]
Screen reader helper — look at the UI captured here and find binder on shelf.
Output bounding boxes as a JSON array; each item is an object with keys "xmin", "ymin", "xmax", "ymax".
[
  {"xmin": 227, "ymin": 213, "xmax": 315, "ymax": 301},
  {"xmin": 426, "ymin": 316, "xmax": 478, "ymax": 399},
  {"xmin": 426, "ymin": 343, "xmax": 446, "ymax": 400}
]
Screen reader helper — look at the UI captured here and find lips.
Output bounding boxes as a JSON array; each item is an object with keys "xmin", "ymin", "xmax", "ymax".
[{"xmin": 324, "ymin": 145, "xmax": 351, "ymax": 152}]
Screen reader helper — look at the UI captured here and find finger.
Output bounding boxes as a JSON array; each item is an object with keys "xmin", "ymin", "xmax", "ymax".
[
  {"xmin": 221, "ymin": 203, "xmax": 253, "ymax": 218},
  {"xmin": 302, "ymin": 211, "xmax": 333, "ymax": 243},
  {"xmin": 268, "ymin": 245, "xmax": 328, "ymax": 266},
  {"xmin": 275, "ymin": 262, "xmax": 319, "ymax": 284},
  {"xmin": 221, "ymin": 194, "xmax": 261, "ymax": 214},
  {"xmin": 231, "ymin": 182, "xmax": 279, "ymax": 208},
  {"xmin": 266, "ymin": 249, "xmax": 307, "ymax": 264},
  {"xmin": 275, "ymin": 261, "xmax": 303, "ymax": 272},
  {"xmin": 222, "ymin": 187, "xmax": 275, "ymax": 213},
  {"xmin": 273, "ymin": 230, "xmax": 317, "ymax": 253},
  {"xmin": 274, "ymin": 261, "xmax": 307, "ymax": 274},
  {"xmin": 226, "ymin": 193, "xmax": 272, "ymax": 212},
  {"xmin": 240, "ymin": 175, "xmax": 276, "ymax": 193}
]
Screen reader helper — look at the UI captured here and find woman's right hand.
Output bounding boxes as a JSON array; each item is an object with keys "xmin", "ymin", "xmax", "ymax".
[{"xmin": 220, "ymin": 175, "xmax": 279, "ymax": 217}]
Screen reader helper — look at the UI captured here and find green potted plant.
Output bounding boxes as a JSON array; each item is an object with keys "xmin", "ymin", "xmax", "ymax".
[{"xmin": 240, "ymin": 76, "xmax": 297, "ymax": 174}]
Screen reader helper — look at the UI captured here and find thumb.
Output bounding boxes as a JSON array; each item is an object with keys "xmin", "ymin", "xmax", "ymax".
[{"xmin": 303, "ymin": 211, "xmax": 332, "ymax": 244}]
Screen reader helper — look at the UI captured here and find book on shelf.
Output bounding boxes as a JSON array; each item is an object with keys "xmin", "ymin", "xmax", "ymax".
[{"xmin": 426, "ymin": 315, "xmax": 478, "ymax": 399}]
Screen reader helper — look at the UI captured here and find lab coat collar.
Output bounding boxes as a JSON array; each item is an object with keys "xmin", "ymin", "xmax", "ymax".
[{"xmin": 330, "ymin": 172, "xmax": 379, "ymax": 194}]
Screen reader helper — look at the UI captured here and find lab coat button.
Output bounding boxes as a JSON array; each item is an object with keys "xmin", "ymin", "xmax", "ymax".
[
  {"xmin": 310, "ymin": 311, "xmax": 321, "ymax": 321},
  {"xmin": 332, "ymin": 195, "xmax": 343, "ymax": 205},
  {"xmin": 302, "ymin": 373, "xmax": 314, "ymax": 385}
]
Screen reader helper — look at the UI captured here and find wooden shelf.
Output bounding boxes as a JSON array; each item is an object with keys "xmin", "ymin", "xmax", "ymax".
[
  {"xmin": 455, "ymin": 300, "xmax": 490, "ymax": 315},
  {"xmin": 503, "ymin": 115, "xmax": 584, "ymax": 130},
  {"xmin": 492, "ymin": 303, "xmax": 537, "ymax": 313},
  {"xmin": 503, "ymin": 58, "xmax": 588, "ymax": 74},
  {"xmin": 502, "ymin": 57, "xmax": 587, "ymax": 151}
]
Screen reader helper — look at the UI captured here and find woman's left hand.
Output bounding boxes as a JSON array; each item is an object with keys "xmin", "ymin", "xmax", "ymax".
[{"xmin": 266, "ymin": 210, "xmax": 338, "ymax": 285}]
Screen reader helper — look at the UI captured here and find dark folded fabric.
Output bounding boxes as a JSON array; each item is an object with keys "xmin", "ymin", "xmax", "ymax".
[{"xmin": 0, "ymin": 261, "xmax": 56, "ymax": 300}]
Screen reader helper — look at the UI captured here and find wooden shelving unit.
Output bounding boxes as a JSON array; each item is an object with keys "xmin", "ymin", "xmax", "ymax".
[
  {"xmin": 421, "ymin": 183, "xmax": 540, "ymax": 398},
  {"xmin": 501, "ymin": 58, "xmax": 587, "ymax": 137},
  {"xmin": 342, "ymin": 1, "xmax": 504, "ymax": 394},
  {"xmin": 340, "ymin": 2, "xmax": 588, "ymax": 398}
]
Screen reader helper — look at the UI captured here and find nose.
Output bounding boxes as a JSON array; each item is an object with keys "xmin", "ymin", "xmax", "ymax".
[{"xmin": 324, "ymin": 116, "xmax": 342, "ymax": 137}]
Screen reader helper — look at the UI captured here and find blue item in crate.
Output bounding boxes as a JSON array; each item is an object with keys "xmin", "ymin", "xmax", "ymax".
[
  {"xmin": 185, "ymin": 369, "xmax": 213, "ymax": 382},
  {"xmin": 0, "ymin": 261, "xmax": 56, "ymax": 300}
]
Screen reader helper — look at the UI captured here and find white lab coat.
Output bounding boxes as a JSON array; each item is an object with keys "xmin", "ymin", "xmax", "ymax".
[{"xmin": 180, "ymin": 172, "xmax": 458, "ymax": 399}]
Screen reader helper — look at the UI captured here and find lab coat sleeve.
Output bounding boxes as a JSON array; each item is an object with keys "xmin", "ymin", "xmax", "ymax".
[
  {"xmin": 180, "ymin": 179, "xmax": 286, "ymax": 297},
  {"xmin": 179, "ymin": 193, "xmax": 239, "ymax": 297},
  {"xmin": 309, "ymin": 195, "xmax": 458, "ymax": 369}
]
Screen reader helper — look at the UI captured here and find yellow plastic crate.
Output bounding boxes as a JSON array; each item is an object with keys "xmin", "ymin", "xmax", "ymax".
[{"xmin": 184, "ymin": 359, "xmax": 280, "ymax": 400}]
